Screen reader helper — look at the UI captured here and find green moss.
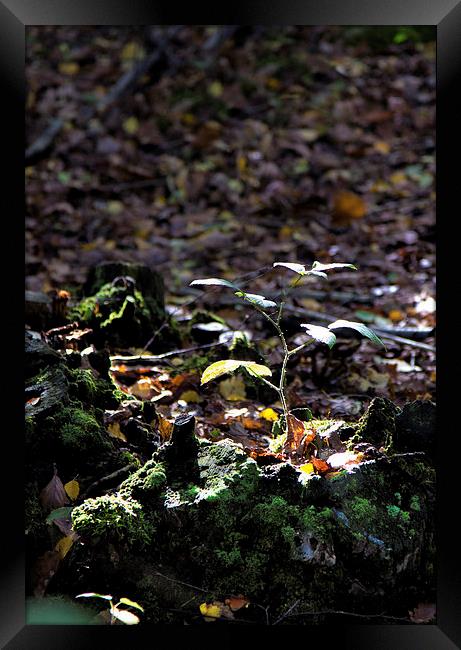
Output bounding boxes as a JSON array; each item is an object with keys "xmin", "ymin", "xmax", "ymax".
[
  {"xmin": 71, "ymin": 493, "xmax": 152, "ymax": 547},
  {"xmin": 346, "ymin": 497, "xmax": 379, "ymax": 533},
  {"xmin": 59, "ymin": 408, "xmax": 110, "ymax": 455},
  {"xmin": 119, "ymin": 460, "xmax": 167, "ymax": 500}
]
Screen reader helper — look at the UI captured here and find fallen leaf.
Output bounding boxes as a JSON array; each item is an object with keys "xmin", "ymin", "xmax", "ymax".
[
  {"xmin": 311, "ymin": 457, "xmax": 330, "ymax": 474},
  {"xmin": 32, "ymin": 551, "xmax": 61, "ymax": 597},
  {"xmin": 107, "ymin": 422, "xmax": 128, "ymax": 442},
  {"xmin": 59, "ymin": 62, "xmax": 79, "ymax": 75},
  {"xmin": 40, "ymin": 467, "xmax": 70, "ymax": 511},
  {"xmin": 332, "ymin": 190, "xmax": 367, "ymax": 226},
  {"xmin": 178, "ymin": 390, "xmax": 202, "ymax": 403},
  {"xmin": 199, "ymin": 602, "xmax": 223, "ymax": 622},
  {"xmin": 219, "ymin": 375, "xmax": 247, "ymax": 401},
  {"xmin": 64, "ymin": 480, "xmax": 79, "ymax": 501},
  {"xmin": 327, "ymin": 451, "xmax": 361, "ymax": 469},
  {"xmin": 285, "ymin": 413, "xmax": 306, "ymax": 452},
  {"xmin": 299, "ymin": 462, "xmax": 315, "ymax": 474},
  {"xmin": 157, "ymin": 414, "xmax": 173, "ymax": 441},
  {"xmin": 26, "ymin": 396, "xmax": 41, "ymax": 406},
  {"xmin": 225, "ymin": 595, "xmax": 250, "ymax": 611},
  {"xmin": 55, "ymin": 535, "xmax": 74, "ymax": 559},
  {"xmin": 260, "ymin": 408, "xmax": 279, "ymax": 422},
  {"xmin": 123, "ymin": 116, "xmax": 139, "ymax": 135}
]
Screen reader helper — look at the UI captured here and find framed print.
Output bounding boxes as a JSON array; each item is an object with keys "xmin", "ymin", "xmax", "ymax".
[{"xmin": 2, "ymin": 1, "xmax": 460, "ymax": 647}]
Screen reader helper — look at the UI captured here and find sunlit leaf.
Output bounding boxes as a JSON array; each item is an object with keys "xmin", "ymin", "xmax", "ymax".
[
  {"xmin": 190, "ymin": 278, "xmax": 238, "ymax": 289},
  {"xmin": 328, "ymin": 320, "xmax": 384, "ymax": 347},
  {"xmin": 76, "ymin": 593, "xmax": 113, "ymax": 601},
  {"xmin": 110, "ymin": 607, "xmax": 140, "ymax": 625},
  {"xmin": 235, "ymin": 292, "xmax": 277, "ymax": 309},
  {"xmin": 64, "ymin": 480, "xmax": 80, "ymax": 501},
  {"xmin": 260, "ymin": 408, "xmax": 279, "ymax": 422},
  {"xmin": 200, "ymin": 602, "xmax": 223, "ymax": 622},
  {"xmin": 299, "ymin": 463, "xmax": 315, "ymax": 474},
  {"xmin": 117, "ymin": 598, "xmax": 144, "ymax": 613},
  {"xmin": 201, "ymin": 360, "xmax": 271, "ymax": 385},
  {"xmin": 327, "ymin": 451, "xmax": 361, "ymax": 469},
  {"xmin": 300, "ymin": 324, "xmax": 337, "ymax": 348},
  {"xmin": 273, "ymin": 262, "xmax": 306, "ymax": 275},
  {"xmin": 310, "ymin": 261, "xmax": 357, "ymax": 273},
  {"xmin": 54, "ymin": 536, "xmax": 74, "ymax": 559}
]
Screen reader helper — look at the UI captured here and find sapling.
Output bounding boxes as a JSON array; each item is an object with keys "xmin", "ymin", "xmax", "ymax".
[
  {"xmin": 190, "ymin": 261, "xmax": 384, "ymax": 436},
  {"xmin": 76, "ymin": 592, "xmax": 144, "ymax": 624}
]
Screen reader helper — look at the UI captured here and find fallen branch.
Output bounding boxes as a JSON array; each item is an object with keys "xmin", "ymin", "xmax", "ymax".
[
  {"xmin": 110, "ymin": 341, "xmax": 227, "ymax": 365},
  {"xmin": 80, "ymin": 463, "xmax": 137, "ymax": 499}
]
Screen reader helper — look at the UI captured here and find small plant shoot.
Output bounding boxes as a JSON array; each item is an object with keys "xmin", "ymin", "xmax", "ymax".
[
  {"xmin": 190, "ymin": 260, "xmax": 384, "ymax": 434},
  {"xmin": 76, "ymin": 592, "xmax": 144, "ymax": 625}
]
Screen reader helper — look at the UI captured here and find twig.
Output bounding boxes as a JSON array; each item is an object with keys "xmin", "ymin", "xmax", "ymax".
[
  {"xmin": 284, "ymin": 608, "xmax": 413, "ymax": 623},
  {"xmin": 80, "ymin": 463, "xmax": 136, "ymax": 499},
  {"xmin": 153, "ymin": 571, "xmax": 208, "ymax": 594},
  {"xmin": 272, "ymin": 600, "xmax": 301, "ymax": 625},
  {"xmin": 110, "ymin": 341, "xmax": 227, "ymax": 365}
]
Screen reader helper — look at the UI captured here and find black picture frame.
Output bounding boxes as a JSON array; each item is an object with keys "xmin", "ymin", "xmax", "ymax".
[{"xmin": 3, "ymin": 1, "xmax": 460, "ymax": 647}]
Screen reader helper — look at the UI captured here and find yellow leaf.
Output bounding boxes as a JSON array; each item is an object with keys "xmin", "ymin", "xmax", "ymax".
[
  {"xmin": 373, "ymin": 140, "xmax": 390, "ymax": 154},
  {"xmin": 388, "ymin": 309, "xmax": 403, "ymax": 322},
  {"xmin": 107, "ymin": 200, "xmax": 124, "ymax": 215},
  {"xmin": 266, "ymin": 77, "xmax": 281, "ymax": 90},
  {"xmin": 299, "ymin": 463, "xmax": 315, "ymax": 474},
  {"xmin": 64, "ymin": 480, "xmax": 80, "ymax": 501},
  {"xmin": 121, "ymin": 42, "xmax": 145, "ymax": 61},
  {"xmin": 260, "ymin": 408, "xmax": 279, "ymax": 422},
  {"xmin": 208, "ymin": 81, "xmax": 223, "ymax": 97},
  {"xmin": 332, "ymin": 191, "xmax": 367, "ymax": 224},
  {"xmin": 107, "ymin": 422, "xmax": 127, "ymax": 442},
  {"xmin": 199, "ymin": 602, "xmax": 223, "ymax": 622},
  {"xmin": 179, "ymin": 390, "xmax": 201, "ymax": 403},
  {"xmin": 219, "ymin": 376, "xmax": 247, "ymax": 401},
  {"xmin": 59, "ymin": 62, "xmax": 80, "ymax": 75},
  {"xmin": 123, "ymin": 116, "xmax": 139, "ymax": 135},
  {"xmin": 201, "ymin": 360, "xmax": 271, "ymax": 385},
  {"xmin": 237, "ymin": 155, "xmax": 247, "ymax": 174},
  {"xmin": 55, "ymin": 536, "xmax": 74, "ymax": 559},
  {"xmin": 390, "ymin": 172, "xmax": 407, "ymax": 186}
]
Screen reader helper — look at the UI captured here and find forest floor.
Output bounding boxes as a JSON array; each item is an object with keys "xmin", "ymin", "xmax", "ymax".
[{"xmin": 25, "ymin": 26, "xmax": 436, "ymax": 625}]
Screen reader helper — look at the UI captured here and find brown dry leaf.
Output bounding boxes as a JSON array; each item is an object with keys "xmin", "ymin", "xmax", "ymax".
[
  {"xmin": 311, "ymin": 457, "xmax": 330, "ymax": 475},
  {"xmin": 409, "ymin": 603, "xmax": 436, "ymax": 624},
  {"xmin": 40, "ymin": 467, "xmax": 70, "ymax": 511},
  {"xmin": 32, "ymin": 550, "xmax": 61, "ymax": 597},
  {"xmin": 157, "ymin": 414, "xmax": 173, "ymax": 441},
  {"xmin": 285, "ymin": 414, "xmax": 306, "ymax": 452},
  {"xmin": 107, "ymin": 422, "xmax": 128, "ymax": 442},
  {"xmin": 127, "ymin": 377, "xmax": 161, "ymax": 400},
  {"xmin": 225, "ymin": 595, "xmax": 250, "ymax": 612},
  {"xmin": 332, "ymin": 190, "xmax": 367, "ymax": 226},
  {"xmin": 26, "ymin": 396, "xmax": 41, "ymax": 406}
]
